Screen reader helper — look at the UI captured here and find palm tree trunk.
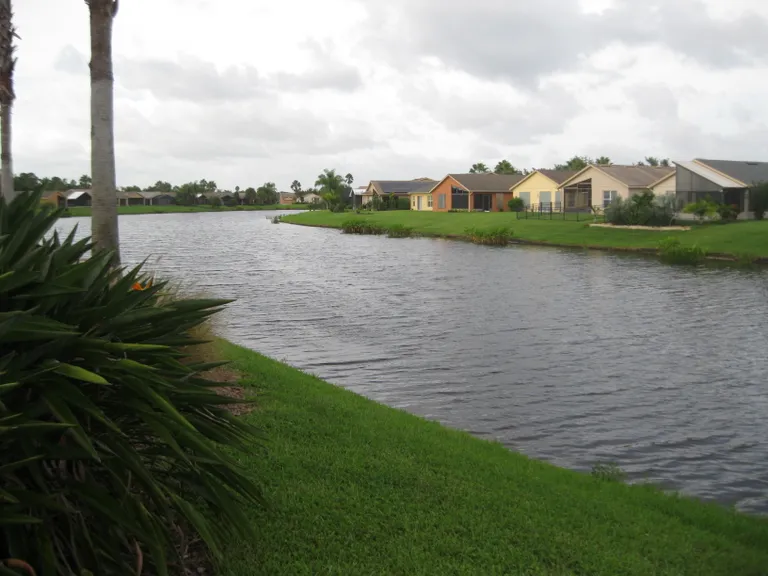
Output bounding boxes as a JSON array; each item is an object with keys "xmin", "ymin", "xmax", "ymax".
[
  {"xmin": 88, "ymin": 0, "xmax": 120, "ymax": 262},
  {"xmin": 0, "ymin": 0, "xmax": 16, "ymax": 203}
]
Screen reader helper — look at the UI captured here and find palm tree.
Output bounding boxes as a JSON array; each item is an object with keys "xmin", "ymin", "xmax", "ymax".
[
  {"xmin": 469, "ymin": 162, "xmax": 489, "ymax": 174},
  {"xmin": 0, "ymin": 0, "xmax": 18, "ymax": 202},
  {"xmin": 316, "ymin": 168, "xmax": 345, "ymax": 211},
  {"xmin": 86, "ymin": 0, "xmax": 120, "ymax": 262},
  {"xmin": 595, "ymin": 156, "xmax": 611, "ymax": 165},
  {"xmin": 344, "ymin": 173, "xmax": 353, "ymax": 186}
]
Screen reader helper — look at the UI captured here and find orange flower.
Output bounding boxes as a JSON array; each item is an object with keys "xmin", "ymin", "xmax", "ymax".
[{"xmin": 131, "ymin": 279, "xmax": 153, "ymax": 291}]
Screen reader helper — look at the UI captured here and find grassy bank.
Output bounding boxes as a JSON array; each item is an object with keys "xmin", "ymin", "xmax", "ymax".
[
  {"xmin": 282, "ymin": 211, "xmax": 768, "ymax": 260},
  {"xmin": 219, "ymin": 341, "xmax": 768, "ymax": 575},
  {"xmin": 64, "ymin": 204, "xmax": 310, "ymax": 217}
]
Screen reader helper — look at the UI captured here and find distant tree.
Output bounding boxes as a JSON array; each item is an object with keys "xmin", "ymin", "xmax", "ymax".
[
  {"xmin": 14, "ymin": 172, "xmax": 41, "ymax": 192},
  {"xmin": 256, "ymin": 182, "xmax": 279, "ymax": 205},
  {"xmin": 660, "ymin": 158, "xmax": 671, "ymax": 167},
  {"xmin": 233, "ymin": 190, "xmax": 241, "ymax": 205},
  {"xmin": 121, "ymin": 185, "xmax": 141, "ymax": 192},
  {"xmin": 494, "ymin": 160, "xmax": 520, "ymax": 175},
  {"xmin": 78, "ymin": 174, "xmax": 92, "ymax": 188},
  {"xmin": 292, "ymin": 180, "xmax": 306, "ymax": 203},
  {"xmin": 0, "ymin": 0, "xmax": 18, "ymax": 202},
  {"xmin": 244, "ymin": 187, "xmax": 257, "ymax": 205},
  {"xmin": 147, "ymin": 180, "xmax": 173, "ymax": 192},
  {"xmin": 595, "ymin": 156, "xmax": 611, "ymax": 165},
  {"xmin": 644, "ymin": 157, "xmax": 659, "ymax": 167},
  {"xmin": 469, "ymin": 162, "xmax": 490, "ymax": 174},
  {"xmin": 554, "ymin": 156, "xmax": 590, "ymax": 171},
  {"xmin": 209, "ymin": 195, "xmax": 222, "ymax": 208},
  {"xmin": 344, "ymin": 173, "xmax": 354, "ymax": 185},
  {"xmin": 750, "ymin": 181, "xmax": 768, "ymax": 220},
  {"xmin": 316, "ymin": 168, "xmax": 346, "ymax": 212},
  {"xmin": 235, "ymin": 185, "xmax": 240, "ymax": 193}
]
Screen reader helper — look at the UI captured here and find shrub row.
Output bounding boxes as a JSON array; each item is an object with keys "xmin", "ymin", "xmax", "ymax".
[
  {"xmin": 605, "ymin": 190, "xmax": 676, "ymax": 227},
  {"xmin": 340, "ymin": 219, "xmax": 414, "ymax": 238},
  {"xmin": 657, "ymin": 237, "xmax": 707, "ymax": 264},
  {"xmin": 463, "ymin": 226, "xmax": 514, "ymax": 245}
]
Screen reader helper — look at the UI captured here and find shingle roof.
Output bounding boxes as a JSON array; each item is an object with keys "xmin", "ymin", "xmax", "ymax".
[
  {"xmin": 695, "ymin": 159, "xmax": 768, "ymax": 186},
  {"xmin": 66, "ymin": 189, "xmax": 91, "ymax": 200},
  {"xmin": 139, "ymin": 191, "xmax": 174, "ymax": 199},
  {"xmin": 536, "ymin": 169, "xmax": 580, "ymax": 186},
  {"xmin": 597, "ymin": 165, "xmax": 675, "ymax": 188},
  {"xmin": 449, "ymin": 173, "xmax": 525, "ymax": 192},
  {"xmin": 370, "ymin": 179, "xmax": 437, "ymax": 195}
]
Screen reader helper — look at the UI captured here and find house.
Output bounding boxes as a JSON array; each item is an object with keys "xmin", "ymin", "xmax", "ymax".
[
  {"xmin": 673, "ymin": 159, "xmax": 768, "ymax": 217},
  {"xmin": 279, "ymin": 192, "xmax": 295, "ymax": 205},
  {"xmin": 64, "ymin": 189, "xmax": 92, "ymax": 207},
  {"xmin": 510, "ymin": 169, "xmax": 579, "ymax": 210},
  {"xmin": 140, "ymin": 191, "xmax": 175, "ymax": 206},
  {"xmin": 196, "ymin": 193, "xmax": 210, "ymax": 205},
  {"xmin": 41, "ymin": 191, "xmax": 68, "ymax": 209},
  {"xmin": 116, "ymin": 190, "xmax": 145, "ymax": 206},
  {"xmin": 361, "ymin": 178, "xmax": 437, "ymax": 206},
  {"xmin": 558, "ymin": 165, "xmax": 676, "ymax": 211},
  {"xmin": 218, "ymin": 191, "xmax": 239, "ymax": 206},
  {"xmin": 409, "ymin": 187, "xmax": 434, "ymax": 211},
  {"xmin": 430, "ymin": 173, "xmax": 525, "ymax": 212}
]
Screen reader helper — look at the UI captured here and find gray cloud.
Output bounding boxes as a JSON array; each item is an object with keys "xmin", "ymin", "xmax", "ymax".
[{"xmin": 363, "ymin": 0, "xmax": 768, "ymax": 86}]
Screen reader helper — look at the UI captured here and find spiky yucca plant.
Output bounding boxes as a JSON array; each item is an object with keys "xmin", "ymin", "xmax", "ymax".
[{"xmin": 0, "ymin": 192, "xmax": 262, "ymax": 574}]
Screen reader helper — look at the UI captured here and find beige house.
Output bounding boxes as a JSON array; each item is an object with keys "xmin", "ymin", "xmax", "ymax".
[
  {"xmin": 510, "ymin": 169, "xmax": 579, "ymax": 209},
  {"xmin": 558, "ymin": 165, "xmax": 676, "ymax": 210}
]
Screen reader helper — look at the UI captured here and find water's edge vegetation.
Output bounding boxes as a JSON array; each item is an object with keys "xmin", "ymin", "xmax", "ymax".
[
  {"xmin": 220, "ymin": 340, "xmax": 768, "ymax": 575},
  {"xmin": 283, "ymin": 210, "xmax": 768, "ymax": 264}
]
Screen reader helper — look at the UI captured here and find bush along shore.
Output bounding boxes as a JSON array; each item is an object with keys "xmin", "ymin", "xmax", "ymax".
[
  {"xmin": 61, "ymin": 203, "xmax": 310, "ymax": 217},
  {"xmin": 219, "ymin": 340, "xmax": 768, "ymax": 575},
  {"xmin": 284, "ymin": 210, "xmax": 768, "ymax": 264}
]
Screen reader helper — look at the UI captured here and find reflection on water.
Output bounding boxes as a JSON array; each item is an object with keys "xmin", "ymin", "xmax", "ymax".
[{"xmin": 58, "ymin": 212, "xmax": 768, "ymax": 512}]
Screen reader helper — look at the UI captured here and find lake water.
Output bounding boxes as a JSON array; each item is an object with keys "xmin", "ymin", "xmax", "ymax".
[{"xmin": 58, "ymin": 212, "xmax": 768, "ymax": 512}]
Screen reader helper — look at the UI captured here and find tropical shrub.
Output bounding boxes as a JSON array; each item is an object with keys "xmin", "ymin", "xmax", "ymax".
[
  {"xmin": 0, "ymin": 193, "xmax": 263, "ymax": 574},
  {"xmin": 716, "ymin": 203, "xmax": 739, "ymax": 222},
  {"xmin": 464, "ymin": 226, "xmax": 513, "ymax": 245},
  {"xmin": 341, "ymin": 219, "xmax": 385, "ymax": 235},
  {"xmin": 683, "ymin": 197, "xmax": 718, "ymax": 221},
  {"xmin": 507, "ymin": 198, "xmax": 525, "ymax": 212},
  {"xmin": 750, "ymin": 181, "xmax": 768, "ymax": 220},
  {"xmin": 605, "ymin": 190, "xmax": 676, "ymax": 226},
  {"xmin": 657, "ymin": 236, "xmax": 706, "ymax": 264},
  {"xmin": 386, "ymin": 224, "xmax": 414, "ymax": 238}
]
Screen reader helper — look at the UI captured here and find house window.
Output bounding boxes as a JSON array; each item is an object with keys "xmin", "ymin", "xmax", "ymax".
[
  {"xmin": 603, "ymin": 190, "xmax": 618, "ymax": 208},
  {"xmin": 427, "ymin": 195, "xmax": 433, "ymax": 208},
  {"xmin": 451, "ymin": 186, "xmax": 468, "ymax": 210},
  {"xmin": 518, "ymin": 192, "xmax": 531, "ymax": 207},
  {"xmin": 438, "ymin": 194, "xmax": 446, "ymax": 209},
  {"xmin": 412, "ymin": 197, "xmax": 417, "ymax": 208}
]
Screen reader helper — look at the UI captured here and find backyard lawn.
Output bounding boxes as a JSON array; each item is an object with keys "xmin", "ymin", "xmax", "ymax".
[
  {"xmin": 219, "ymin": 341, "xmax": 768, "ymax": 575},
  {"xmin": 282, "ymin": 211, "xmax": 768, "ymax": 259}
]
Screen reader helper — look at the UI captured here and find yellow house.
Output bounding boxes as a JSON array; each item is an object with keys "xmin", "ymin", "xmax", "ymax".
[
  {"xmin": 558, "ymin": 164, "xmax": 676, "ymax": 211},
  {"xmin": 510, "ymin": 169, "xmax": 580, "ymax": 209},
  {"xmin": 409, "ymin": 190, "xmax": 433, "ymax": 211}
]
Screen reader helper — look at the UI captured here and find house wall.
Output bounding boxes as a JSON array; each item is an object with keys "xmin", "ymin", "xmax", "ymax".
[
  {"xmin": 650, "ymin": 173, "xmax": 677, "ymax": 198},
  {"xmin": 430, "ymin": 178, "xmax": 458, "ymax": 212},
  {"xmin": 410, "ymin": 193, "xmax": 433, "ymax": 211},
  {"xmin": 563, "ymin": 167, "xmax": 630, "ymax": 208},
  {"xmin": 511, "ymin": 172, "xmax": 559, "ymax": 207}
]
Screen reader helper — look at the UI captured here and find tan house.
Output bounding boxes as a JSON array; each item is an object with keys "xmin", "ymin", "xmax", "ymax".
[
  {"xmin": 510, "ymin": 169, "xmax": 579, "ymax": 209},
  {"xmin": 430, "ymin": 173, "xmax": 525, "ymax": 212},
  {"xmin": 558, "ymin": 165, "xmax": 676, "ymax": 211},
  {"xmin": 360, "ymin": 178, "xmax": 437, "ymax": 206},
  {"xmin": 279, "ymin": 192, "xmax": 295, "ymax": 205}
]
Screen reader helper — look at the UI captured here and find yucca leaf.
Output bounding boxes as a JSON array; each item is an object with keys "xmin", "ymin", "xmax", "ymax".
[
  {"xmin": 0, "ymin": 270, "xmax": 40, "ymax": 294},
  {"xmin": 43, "ymin": 393, "xmax": 98, "ymax": 459},
  {"xmin": 53, "ymin": 363, "xmax": 110, "ymax": 385},
  {"xmin": 0, "ymin": 456, "xmax": 44, "ymax": 475},
  {"xmin": 0, "ymin": 514, "xmax": 43, "ymax": 526}
]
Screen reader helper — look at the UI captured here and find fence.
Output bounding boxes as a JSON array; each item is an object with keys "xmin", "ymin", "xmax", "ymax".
[{"xmin": 515, "ymin": 203, "xmax": 601, "ymax": 222}]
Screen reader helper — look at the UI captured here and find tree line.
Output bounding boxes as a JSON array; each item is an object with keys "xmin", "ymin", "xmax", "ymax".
[{"xmin": 468, "ymin": 156, "xmax": 672, "ymax": 175}]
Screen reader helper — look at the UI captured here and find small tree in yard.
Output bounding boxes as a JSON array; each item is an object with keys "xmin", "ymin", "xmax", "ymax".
[
  {"xmin": 507, "ymin": 197, "xmax": 524, "ymax": 212},
  {"xmin": 750, "ymin": 182, "xmax": 768, "ymax": 220}
]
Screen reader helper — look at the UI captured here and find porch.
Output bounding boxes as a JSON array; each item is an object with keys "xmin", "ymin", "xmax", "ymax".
[{"xmin": 562, "ymin": 180, "xmax": 592, "ymax": 211}]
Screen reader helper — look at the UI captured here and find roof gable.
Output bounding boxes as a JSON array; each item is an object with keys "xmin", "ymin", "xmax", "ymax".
[
  {"xmin": 559, "ymin": 165, "xmax": 675, "ymax": 189},
  {"xmin": 512, "ymin": 169, "xmax": 579, "ymax": 190}
]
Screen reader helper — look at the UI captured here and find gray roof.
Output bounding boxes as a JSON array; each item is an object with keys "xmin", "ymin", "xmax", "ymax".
[
  {"xmin": 66, "ymin": 189, "xmax": 92, "ymax": 200},
  {"xmin": 370, "ymin": 179, "xmax": 437, "ymax": 195},
  {"xmin": 139, "ymin": 191, "xmax": 174, "ymax": 199},
  {"xmin": 536, "ymin": 169, "xmax": 580, "ymax": 186},
  {"xmin": 449, "ymin": 173, "xmax": 525, "ymax": 192},
  {"xmin": 596, "ymin": 165, "xmax": 675, "ymax": 188},
  {"xmin": 695, "ymin": 159, "xmax": 768, "ymax": 186}
]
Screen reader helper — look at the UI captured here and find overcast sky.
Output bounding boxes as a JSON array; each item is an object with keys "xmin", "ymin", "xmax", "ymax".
[{"xmin": 15, "ymin": 0, "xmax": 768, "ymax": 190}]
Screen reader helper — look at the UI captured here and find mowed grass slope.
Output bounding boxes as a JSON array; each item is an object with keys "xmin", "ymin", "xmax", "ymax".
[
  {"xmin": 219, "ymin": 341, "xmax": 768, "ymax": 576},
  {"xmin": 282, "ymin": 210, "xmax": 768, "ymax": 258}
]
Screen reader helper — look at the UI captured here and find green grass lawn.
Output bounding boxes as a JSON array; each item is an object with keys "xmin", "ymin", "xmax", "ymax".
[
  {"xmin": 282, "ymin": 211, "xmax": 768, "ymax": 259},
  {"xmin": 219, "ymin": 341, "xmax": 768, "ymax": 575},
  {"xmin": 65, "ymin": 204, "xmax": 309, "ymax": 217}
]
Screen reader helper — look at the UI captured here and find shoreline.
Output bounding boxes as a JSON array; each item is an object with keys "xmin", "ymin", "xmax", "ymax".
[
  {"xmin": 282, "ymin": 218, "xmax": 768, "ymax": 265},
  {"xmin": 62, "ymin": 204, "xmax": 310, "ymax": 217},
  {"xmin": 221, "ymin": 339, "xmax": 768, "ymax": 574}
]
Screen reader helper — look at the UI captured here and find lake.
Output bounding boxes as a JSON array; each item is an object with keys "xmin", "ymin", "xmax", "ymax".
[{"xmin": 59, "ymin": 211, "xmax": 768, "ymax": 512}]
